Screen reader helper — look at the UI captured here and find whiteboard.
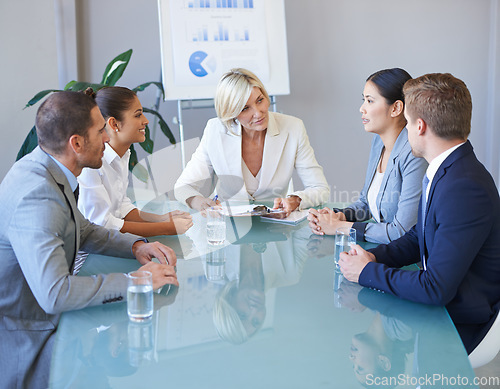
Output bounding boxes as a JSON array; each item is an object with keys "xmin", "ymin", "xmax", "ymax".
[{"xmin": 157, "ymin": 0, "xmax": 290, "ymax": 100}]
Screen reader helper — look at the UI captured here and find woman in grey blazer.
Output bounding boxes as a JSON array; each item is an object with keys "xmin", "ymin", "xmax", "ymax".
[{"xmin": 309, "ymin": 69, "xmax": 427, "ymax": 244}]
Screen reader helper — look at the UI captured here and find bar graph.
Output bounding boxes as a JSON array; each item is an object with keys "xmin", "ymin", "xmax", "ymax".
[
  {"xmin": 186, "ymin": 0, "xmax": 254, "ymax": 9},
  {"xmin": 190, "ymin": 23, "xmax": 250, "ymax": 42}
]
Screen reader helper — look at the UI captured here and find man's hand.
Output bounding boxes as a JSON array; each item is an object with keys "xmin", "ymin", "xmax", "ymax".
[
  {"xmin": 137, "ymin": 261, "xmax": 179, "ymax": 290},
  {"xmin": 132, "ymin": 241, "xmax": 177, "ymax": 266},
  {"xmin": 339, "ymin": 244, "xmax": 376, "ymax": 283},
  {"xmin": 273, "ymin": 195, "xmax": 301, "ymax": 216}
]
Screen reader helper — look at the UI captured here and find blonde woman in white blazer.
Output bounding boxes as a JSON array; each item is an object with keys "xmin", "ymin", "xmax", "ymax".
[{"xmin": 174, "ymin": 68, "xmax": 329, "ymax": 214}]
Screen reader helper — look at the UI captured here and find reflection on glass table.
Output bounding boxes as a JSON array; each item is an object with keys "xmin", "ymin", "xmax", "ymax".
[{"xmin": 49, "ymin": 203, "xmax": 476, "ymax": 389}]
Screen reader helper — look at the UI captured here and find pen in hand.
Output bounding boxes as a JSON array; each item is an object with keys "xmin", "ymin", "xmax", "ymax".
[{"xmin": 212, "ymin": 195, "xmax": 220, "ymax": 206}]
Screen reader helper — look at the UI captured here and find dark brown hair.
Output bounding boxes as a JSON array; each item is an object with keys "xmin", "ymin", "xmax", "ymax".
[{"xmin": 36, "ymin": 91, "xmax": 97, "ymax": 155}]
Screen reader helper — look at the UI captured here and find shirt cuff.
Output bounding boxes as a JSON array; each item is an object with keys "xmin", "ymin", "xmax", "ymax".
[{"xmin": 130, "ymin": 238, "xmax": 148, "ymax": 256}]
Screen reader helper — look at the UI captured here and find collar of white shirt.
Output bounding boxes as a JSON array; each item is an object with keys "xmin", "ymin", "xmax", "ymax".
[
  {"xmin": 424, "ymin": 142, "xmax": 465, "ymax": 200},
  {"xmin": 103, "ymin": 143, "xmax": 130, "ymax": 165}
]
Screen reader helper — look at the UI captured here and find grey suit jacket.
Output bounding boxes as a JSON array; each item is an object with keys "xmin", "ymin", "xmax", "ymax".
[
  {"xmin": 0, "ymin": 147, "xmax": 142, "ymax": 388},
  {"xmin": 339, "ymin": 128, "xmax": 428, "ymax": 244}
]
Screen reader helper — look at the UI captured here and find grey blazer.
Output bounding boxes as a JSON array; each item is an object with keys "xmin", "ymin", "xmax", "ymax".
[
  {"xmin": 339, "ymin": 128, "xmax": 428, "ymax": 244},
  {"xmin": 0, "ymin": 147, "xmax": 141, "ymax": 388}
]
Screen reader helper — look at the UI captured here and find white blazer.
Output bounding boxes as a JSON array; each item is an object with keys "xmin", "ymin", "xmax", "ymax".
[{"xmin": 174, "ymin": 112, "xmax": 330, "ymax": 208}]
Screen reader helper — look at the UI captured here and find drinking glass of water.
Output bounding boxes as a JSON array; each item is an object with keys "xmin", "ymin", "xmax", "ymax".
[
  {"xmin": 206, "ymin": 207, "xmax": 226, "ymax": 245},
  {"xmin": 334, "ymin": 227, "xmax": 356, "ymax": 271},
  {"xmin": 205, "ymin": 244, "xmax": 226, "ymax": 281},
  {"xmin": 127, "ymin": 270, "xmax": 153, "ymax": 322}
]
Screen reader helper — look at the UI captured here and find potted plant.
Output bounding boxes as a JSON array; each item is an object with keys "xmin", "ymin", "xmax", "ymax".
[{"xmin": 17, "ymin": 49, "xmax": 175, "ymax": 181}]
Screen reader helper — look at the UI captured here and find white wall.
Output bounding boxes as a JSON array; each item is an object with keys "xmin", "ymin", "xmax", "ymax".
[
  {"xmin": 280, "ymin": 0, "xmax": 499, "ymax": 198},
  {"xmin": 1, "ymin": 0, "xmax": 498, "ymax": 197},
  {"xmin": 0, "ymin": 0, "xmax": 59, "ymax": 181}
]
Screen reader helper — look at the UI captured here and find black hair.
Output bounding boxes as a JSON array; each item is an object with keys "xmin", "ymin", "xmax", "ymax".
[
  {"xmin": 367, "ymin": 68, "xmax": 412, "ymax": 105},
  {"xmin": 95, "ymin": 86, "xmax": 137, "ymax": 121}
]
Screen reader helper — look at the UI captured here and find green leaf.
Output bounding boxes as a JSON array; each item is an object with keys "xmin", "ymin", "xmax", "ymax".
[
  {"xmin": 64, "ymin": 82, "xmax": 107, "ymax": 92},
  {"xmin": 139, "ymin": 125, "xmax": 154, "ymax": 154},
  {"xmin": 131, "ymin": 163, "xmax": 149, "ymax": 183},
  {"xmin": 101, "ymin": 49, "xmax": 133, "ymax": 86},
  {"xmin": 129, "ymin": 144, "xmax": 138, "ymax": 171},
  {"xmin": 133, "ymin": 82, "xmax": 165, "ymax": 99},
  {"xmin": 24, "ymin": 89, "xmax": 60, "ymax": 109},
  {"xmin": 129, "ymin": 144, "xmax": 149, "ymax": 182},
  {"xmin": 143, "ymin": 107, "xmax": 176, "ymax": 145},
  {"xmin": 16, "ymin": 126, "xmax": 38, "ymax": 160},
  {"xmin": 64, "ymin": 80, "xmax": 78, "ymax": 90}
]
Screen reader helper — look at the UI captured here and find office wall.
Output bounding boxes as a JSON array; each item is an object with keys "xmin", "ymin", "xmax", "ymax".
[
  {"xmin": 0, "ymin": 0, "xmax": 59, "ymax": 182},
  {"xmin": 280, "ymin": 0, "xmax": 500, "ymax": 199},
  {"xmin": 2, "ymin": 0, "xmax": 498, "ymax": 197},
  {"xmin": 74, "ymin": 0, "xmax": 499, "ymax": 198}
]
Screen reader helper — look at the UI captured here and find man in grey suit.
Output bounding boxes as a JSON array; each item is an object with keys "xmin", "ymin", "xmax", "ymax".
[{"xmin": 0, "ymin": 91, "xmax": 179, "ymax": 388}]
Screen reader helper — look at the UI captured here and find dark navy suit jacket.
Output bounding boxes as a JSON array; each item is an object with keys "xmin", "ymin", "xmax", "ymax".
[{"xmin": 359, "ymin": 141, "xmax": 500, "ymax": 353}]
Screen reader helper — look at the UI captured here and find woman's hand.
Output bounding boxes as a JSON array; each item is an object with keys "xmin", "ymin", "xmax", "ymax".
[
  {"xmin": 273, "ymin": 195, "xmax": 301, "ymax": 216},
  {"xmin": 308, "ymin": 208, "xmax": 351, "ymax": 235},
  {"xmin": 186, "ymin": 196, "xmax": 219, "ymax": 212},
  {"xmin": 169, "ymin": 212, "xmax": 193, "ymax": 234}
]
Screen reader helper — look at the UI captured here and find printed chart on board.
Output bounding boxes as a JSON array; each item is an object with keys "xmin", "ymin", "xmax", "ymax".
[{"xmin": 168, "ymin": 0, "xmax": 270, "ymax": 86}]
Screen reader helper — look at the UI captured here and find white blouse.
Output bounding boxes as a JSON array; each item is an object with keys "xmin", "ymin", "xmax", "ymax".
[
  {"xmin": 241, "ymin": 161, "xmax": 261, "ymax": 197},
  {"xmin": 367, "ymin": 170, "xmax": 384, "ymax": 223},
  {"xmin": 77, "ymin": 143, "xmax": 136, "ymax": 230}
]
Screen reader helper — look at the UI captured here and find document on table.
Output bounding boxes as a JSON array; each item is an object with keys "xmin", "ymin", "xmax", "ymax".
[
  {"xmin": 219, "ymin": 204, "xmax": 262, "ymax": 217},
  {"xmin": 260, "ymin": 210, "xmax": 309, "ymax": 225}
]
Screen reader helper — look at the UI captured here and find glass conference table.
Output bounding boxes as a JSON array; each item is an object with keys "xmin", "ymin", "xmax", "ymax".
[{"xmin": 49, "ymin": 202, "xmax": 477, "ymax": 389}]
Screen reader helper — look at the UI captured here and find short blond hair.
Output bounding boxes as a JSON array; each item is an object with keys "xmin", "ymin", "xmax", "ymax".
[
  {"xmin": 214, "ymin": 68, "xmax": 270, "ymax": 132},
  {"xmin": 403, "ymin": 73, "xmax": 472, "ymax": 140}
]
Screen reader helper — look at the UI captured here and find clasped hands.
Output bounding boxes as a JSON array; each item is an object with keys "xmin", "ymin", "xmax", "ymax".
[
  {"xmin": 307, "ymin": 207, "xmax": 350, "ymax": 235},
  {"xmin": 132, "ymin": 240, "xmax": 179, "ymax": 289},
  {"xmin": 337, "ymin": 244, "xmax": 376, "ymax": 283}
]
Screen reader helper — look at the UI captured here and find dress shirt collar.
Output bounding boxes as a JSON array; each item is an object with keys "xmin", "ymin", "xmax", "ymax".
[
  {"xmin": 47, "ymin": 153, "xmax": 78, "ymax": 192},
  {"xmin": 425, "ymin": 142, "xmax": 465, "ymax": 183},
  {"xmin": 103, "ymin": 143, "xmax": 130, "ymax": 165},
  {"xmin": 424, "ymin": 142, "xmax": 465, "ymax": 200}
]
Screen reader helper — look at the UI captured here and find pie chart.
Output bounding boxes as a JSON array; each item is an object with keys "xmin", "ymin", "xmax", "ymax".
[{"xmin": 189, "ymin": 51, "xmax": 217, "ymax": 77}]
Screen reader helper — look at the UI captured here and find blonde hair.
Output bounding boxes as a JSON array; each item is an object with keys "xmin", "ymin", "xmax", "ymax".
[
  {"xmin": 214, "ymin": 68, "xmax": 270, "ymax": 132},
  {"xmin": 212, "ymin": 280, "xmax": 249, "ymax": 344}
]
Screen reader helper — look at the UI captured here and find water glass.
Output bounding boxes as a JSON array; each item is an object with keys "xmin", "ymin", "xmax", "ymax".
[
  {"xmin": 333, "ymin": 271, "xmax": 345, "ymax": 308},
  {"xmin": 334, "ymin": 227, "xmax": 356, "ymax": 270},
  {"xmin": 205, "ymin": 245, "xmax": 226, "ymax": 281},
  {"xmin": 128, "ymin": 319, "xmax": 154, "ymax": 367},
  {"xmin": 206, "ymin": 207, "xmax": 226, "ymax": 245},
  {"xmin": 127, "ymin": 270, "xmax": 153, "ymax": 322}
]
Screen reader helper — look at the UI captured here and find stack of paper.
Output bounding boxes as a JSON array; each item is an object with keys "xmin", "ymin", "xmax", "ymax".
[{"xmin": 260, "ymin": 210, "xmax": 309, "ymax": 225}]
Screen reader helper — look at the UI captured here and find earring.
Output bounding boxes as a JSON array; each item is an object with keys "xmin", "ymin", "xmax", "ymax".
[{"xmin": 115, "ymin": 129, "xmax": 118, "ymax": 132}]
